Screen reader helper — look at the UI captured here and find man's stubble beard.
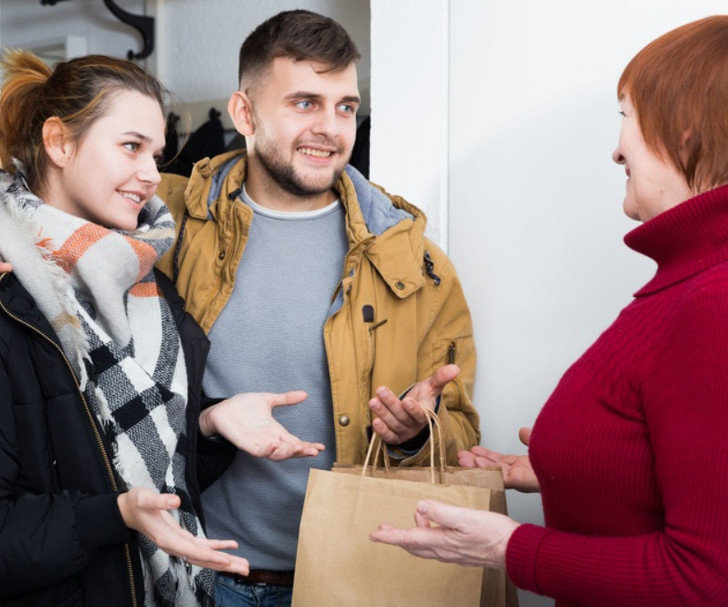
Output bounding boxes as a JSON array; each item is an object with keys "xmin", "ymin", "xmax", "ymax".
[{"xmin": 251, "ymin": 113, "xmax": 350, "ymax": 198}]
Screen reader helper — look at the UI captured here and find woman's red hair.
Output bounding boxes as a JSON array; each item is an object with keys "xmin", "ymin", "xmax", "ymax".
[{"xmin": 619, "ymin": 16, "xmax": 728, "ymax": 191}]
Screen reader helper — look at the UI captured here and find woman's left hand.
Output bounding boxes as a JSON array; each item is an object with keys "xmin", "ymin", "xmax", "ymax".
[
  {"xmin": 370, "ymin": 499, "xmax": 520, "ymax": 569},
  {"xmin": 117, "ymin": 487, "xmax": 250, "ymax": 574}
]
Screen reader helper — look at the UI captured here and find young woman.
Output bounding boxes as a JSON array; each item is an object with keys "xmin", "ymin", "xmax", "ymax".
[{"xmin": 0, "ymin": 51, "xmax": 254, "ymax": 607}]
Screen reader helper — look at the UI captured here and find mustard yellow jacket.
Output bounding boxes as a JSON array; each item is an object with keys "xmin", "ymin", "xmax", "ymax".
[{"xmin": 157, "ymin": 150, "xmax": 480, "ymax": 465}]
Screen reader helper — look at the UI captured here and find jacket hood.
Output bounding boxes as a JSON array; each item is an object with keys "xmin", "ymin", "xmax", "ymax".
[{"xmin": 341, "ymin": 165, "xmax": 414, "ymax": 236}]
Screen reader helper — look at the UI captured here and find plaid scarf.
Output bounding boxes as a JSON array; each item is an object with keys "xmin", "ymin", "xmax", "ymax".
[{"xmin": 0, "ymin": 170, "xmax": 215, "ymax": 607}]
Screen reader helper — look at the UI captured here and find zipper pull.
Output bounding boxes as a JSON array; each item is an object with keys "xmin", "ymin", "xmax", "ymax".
[{"xmin": 363, "ymin": 305, "xmax": 387, "ymax": 333}]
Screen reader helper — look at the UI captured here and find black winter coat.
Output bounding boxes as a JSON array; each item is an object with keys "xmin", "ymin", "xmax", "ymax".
[{"xmin": 0, "ymin": 270, "xmax": 210, "ymax": 607}]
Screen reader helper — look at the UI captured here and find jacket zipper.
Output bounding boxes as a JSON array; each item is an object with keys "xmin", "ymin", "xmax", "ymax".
[
  {"xmin": 0, "ymin": 275, "xmax": 138, "ymax": 607},
  {"xmin": 447, "ymin": 340, "xmax": 467, "ymax": 406}
]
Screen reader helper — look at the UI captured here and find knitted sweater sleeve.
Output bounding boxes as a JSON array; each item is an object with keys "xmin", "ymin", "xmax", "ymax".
[{"xmin": 506, "ymin": 286, "xmax": 728, "ymax": 606}]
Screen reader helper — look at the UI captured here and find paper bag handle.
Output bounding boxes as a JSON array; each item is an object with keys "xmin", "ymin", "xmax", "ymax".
[{"xmin": 362, "ymin": 408, "xmax": 446, "ymax": 484}]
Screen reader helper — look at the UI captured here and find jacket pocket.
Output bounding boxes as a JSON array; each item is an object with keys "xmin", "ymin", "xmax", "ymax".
[
  {"xmin": 432, "ymin": 335, "xmax": 474, "ymax": 368},
  {"xmin": 432, "ymin": 335, "xmax": 475, "ymax": 408}
]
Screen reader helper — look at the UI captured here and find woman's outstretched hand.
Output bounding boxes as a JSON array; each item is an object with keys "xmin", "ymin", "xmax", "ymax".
[
  {"xmin": 117, "ymin": 487, "xmax": 249, "ymax": 574},
  {"xmin": 458, "ymin": 427, "xmax": 540, "ymax": 493},
  {"xmin": 371, "ymin": 500, "xmax": 520, "ymax": 569}
]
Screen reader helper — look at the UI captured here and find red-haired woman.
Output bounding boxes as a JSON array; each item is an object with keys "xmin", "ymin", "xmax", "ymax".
[{"xmin": 371, "ymin": 16, "xmax": 728, "ymax": 607}]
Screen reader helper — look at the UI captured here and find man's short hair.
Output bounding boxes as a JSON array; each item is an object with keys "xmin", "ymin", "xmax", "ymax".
[{"xmin": 238, "ymin": 10, "xmax": 361, "ymax": 90}]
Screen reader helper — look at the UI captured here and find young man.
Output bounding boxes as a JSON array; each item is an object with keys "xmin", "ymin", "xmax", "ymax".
[{"xmin": 157, "ymin": 10, "xmax": 480, "ymax": 605}]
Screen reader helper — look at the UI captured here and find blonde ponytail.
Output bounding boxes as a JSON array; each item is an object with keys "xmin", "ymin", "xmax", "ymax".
[{"xmin": 0, "ymin": 50, "xmax": 52, "ymax": 184}]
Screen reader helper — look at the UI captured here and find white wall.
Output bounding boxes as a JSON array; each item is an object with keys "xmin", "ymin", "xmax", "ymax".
[
  {"xmin": 0, "ymin": 0, "xmax": 144, "ymax": 58},
  {"xmin": 446, "ymin": 2, "xmax": 728, "ymax": 606},
  {"xmin": 370, "ymin": 0, "xmax": 449, "ymax": 245}
]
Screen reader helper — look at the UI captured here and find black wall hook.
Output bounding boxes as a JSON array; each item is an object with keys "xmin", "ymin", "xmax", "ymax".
[{"xmin": 40, "ymin": 0, "xmax": 155, "ymax": 61}]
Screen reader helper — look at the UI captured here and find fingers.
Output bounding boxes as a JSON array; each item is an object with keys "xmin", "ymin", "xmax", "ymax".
[
  {"xmin": 217, "ymin": 555, "xmax": 250, "ymax": 575},
  {"xmin": 159, "ymin": 516, "xmax": 249, "ymax": 573},
  {"xmin": 0, "ymin": 262, "xmax": 12, "ymax": 273},
  {"xmin": 283, "ymin": 441, "xmax": 325, "ymax": 458},
  {"xmin": 430, "ymin": 364, "xmax": 460, "ymax": 392},
  {"xmin": 371, "ymin": 412, "xmax": 426, "ymax": 445},
  {"xmin": 234, "ymin": 432, "xmax": 323, "ymax": 460},
  {"xmin": 369, "ymin": 389, "xmax": 428, "ymax": 444},
  {"xmin": 369, "ymin": 525, "xmax": 441, "ymax": 561},
  {"xmin": 119, "ymin": 489, "xmax": 250, "ymax": 575},
  {"xmin": 470, "ymin": 445, "xmax": 495, "ymax": 457},
  {"xmin": 415, "ymin": 500, "xmax": 463, "ymax": 530},
  {"xmin": 119, "ymin": 489, "xmax": 181, "ymax": 528},
  {"xmin": 519, "ymin": 427, "xmax": 532, "ymax": 447},
  {"xmin": 194, "ymin": 553, "xmax": 249, "ymax": 575},
  {"xmin": 270, "ymin": 426, "xmax": 325, "ymax": 458},
  {"xmin": 269, "ymin": 390, "xmax": 308, "ymax": 408},
  {"xmin": 267, "ymin": 442, "xmax": 325, "ymax": 460},
  {"xmin": 371, "ymin": 417, "xmax": 398, "ymax": 444},
  {"xmin": 459, "ymin": 446, "xmax": 507, "ymax": 469},
  {"xmin": 159, "ymin": 510, "xmax": 196, "ymax": 539},
  {"xmin": 458, "ymin": 450, "xmax": 478, "ymax": 468},
  {"xmin": 192, "ymin": 537, "xmax": 239, "ymax": 551},
  {"xmin": 139, "ymin": 490, "xmax": 181, "ymax": 511},
  {"xmin": 262, "ymin": 435, "xmax": 325, "ymax": 461},
  {"xmin": 372, "ymin": 388, "xmax": 427, "ymax": 423},
  {"xmin": 153, "ymin": 524, "xmax": 247, "ymax": 572},
  {"xmin": 256, "ymin": 442, "xmax": 280, "ymax": 458},
  {"xmin": 407, "ymin": 364, "xmax": 460, "ymax": 399},
  {"xmin": 369, "ymin": 525, "xmax": 408, "ymax": 545},
  {"xmin": 414, "ymin": 509, "xmax": 431, "ymax": 528},
  {"xmin": 369, "ymin": 365, "xmax": 460, "ymax": 443},
  {"xmin": 181, "ymin": 545, "xmax": 250, "ymax": 574},
  {"xmin": 262, "ymin": 442, "xmax": 296, "ymax": 460}
]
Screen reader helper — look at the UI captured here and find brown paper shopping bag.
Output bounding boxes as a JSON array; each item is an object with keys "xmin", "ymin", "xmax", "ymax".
[{"xmin": 292, "ymin": 412, "xmax": 519, "ymax": 607}]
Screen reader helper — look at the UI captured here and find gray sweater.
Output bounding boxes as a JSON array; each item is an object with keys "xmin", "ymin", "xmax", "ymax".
[{"xmin": 201, "ymin": 188, "xmax": 347, "ymax": 569}]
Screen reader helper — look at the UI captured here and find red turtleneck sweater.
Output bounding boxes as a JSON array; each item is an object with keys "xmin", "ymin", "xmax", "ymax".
[{"xmin": 505, "ymin": 186, "xmax": 728, "ymax": 606}]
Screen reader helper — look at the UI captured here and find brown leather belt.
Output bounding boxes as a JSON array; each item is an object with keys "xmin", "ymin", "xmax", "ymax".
[{"xmin": 219, "ymin": 569, "xmax": 295, "ymax": 587}]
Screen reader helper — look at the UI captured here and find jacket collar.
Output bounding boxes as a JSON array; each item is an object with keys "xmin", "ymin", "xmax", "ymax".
[
  {"xmin": 186, "ymin": 151, "xmax": 429, "ymax": 294},
  {"xmin": 185, "ymin": 150, "xmax": 248, "ymax": 220}
]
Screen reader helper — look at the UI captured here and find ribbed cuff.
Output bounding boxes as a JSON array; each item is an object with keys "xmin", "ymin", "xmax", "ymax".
[{"xmin": 505, "ymin": 523, "xmax": 551, "ymax": 594}]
